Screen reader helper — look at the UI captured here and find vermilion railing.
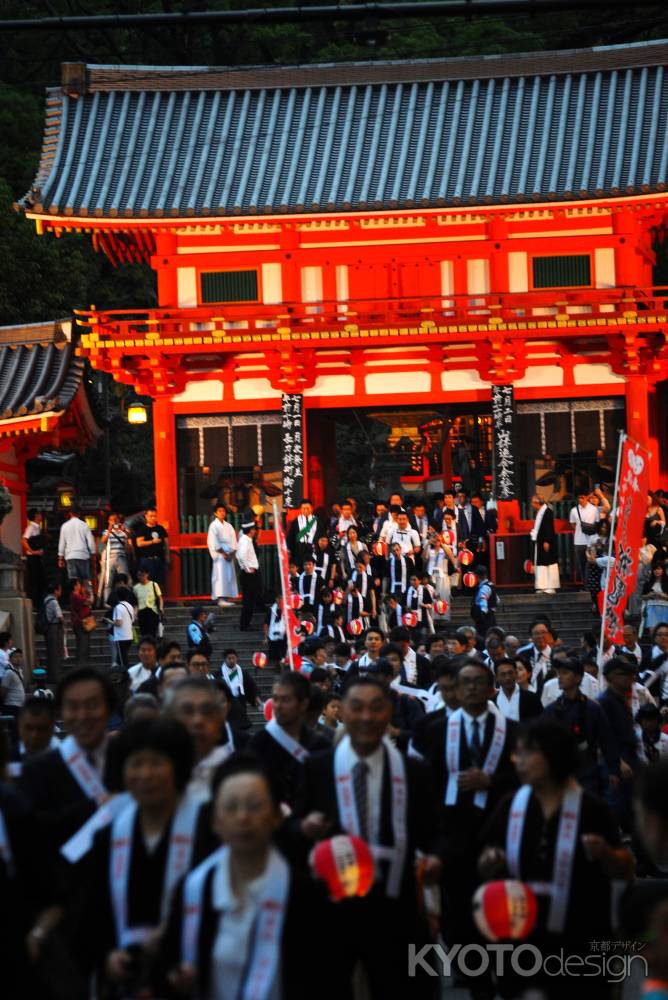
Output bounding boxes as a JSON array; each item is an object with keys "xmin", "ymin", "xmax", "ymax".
[{"xmin": 76, "ymin": 285, "xmax": 668, "ymax": 343}]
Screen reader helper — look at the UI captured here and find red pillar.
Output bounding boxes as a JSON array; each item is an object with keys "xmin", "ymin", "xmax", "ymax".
[
  {"xmin": 153, "ymin": 397, "xmax": 180, "ymax": 596},
  {"xmin": 625, "ymin": 375, "xmax": 659, "ymax": 482}
]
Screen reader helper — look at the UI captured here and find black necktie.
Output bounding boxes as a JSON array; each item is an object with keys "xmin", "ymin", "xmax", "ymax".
[
  {"xmin": 353, "ymin": 760, "xmax": 369, "ymax": 841},
  {"xmin": 470, "ymin": 719, "xmax": 483, "ymax": 768}
]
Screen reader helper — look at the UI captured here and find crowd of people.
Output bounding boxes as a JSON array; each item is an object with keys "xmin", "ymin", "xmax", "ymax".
[{"xmin": 1, "ymin": 486, "xmax": 668, "ymax": 999}]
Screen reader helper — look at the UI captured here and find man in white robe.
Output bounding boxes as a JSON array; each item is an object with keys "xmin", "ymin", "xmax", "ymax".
[{"xmin": 207, "ymin": 503, "xmax": 238, "ymax": 605}]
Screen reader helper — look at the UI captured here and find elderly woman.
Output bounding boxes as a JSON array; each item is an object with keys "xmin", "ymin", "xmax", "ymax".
[
  {"xmin": 80, "ymin": 719, "xmax": 217, "ymax": 994},
  {"xmin": 479, "ymin": 719, "xmax": 633, "ymax": 999}
]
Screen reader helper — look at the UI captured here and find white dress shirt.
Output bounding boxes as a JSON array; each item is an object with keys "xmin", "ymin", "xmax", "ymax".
[
  {"xmin": 211, "ymin": 849, "xmax": 282, "ymax": 1000},
  {"xmin": 58, "ymin": 516, "xmax": 95, "ymax": 561},
  {"xmin": 338, "ymin": 739, "xmax": 385, "ymax": 845},
  {"xmin": 236, "ymin": 533, "xmax": 259, "ymax": 572},
  {"xmin": 496, "ymin": 686, "xmax": 520, "ymax": 721},
  {"xmin": 127, "ymin": 662, "xmax": 153, "ymax": 692},
  {"xmin": 461, "ymin": 709, "xmax": 488, "ymax": 750},
  {"xmin": 387, "ymin": 526, "xmax": 420, "ymax": 555}
]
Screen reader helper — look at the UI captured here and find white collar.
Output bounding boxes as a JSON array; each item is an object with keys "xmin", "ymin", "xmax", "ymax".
[
  {"xmin": 461, "ymin": 708, "xmax": 488, "ymax": 729},
  {"xmin": 212, "ymin": 846, "xmax": 277, "ymax": 913},
  {"xmin": 342, "ymin": 739, "xmax": 385, "ymax": 772},
  {"xmin": 497, "ymin": 686, "xmax": 519, "ymax": 705}
]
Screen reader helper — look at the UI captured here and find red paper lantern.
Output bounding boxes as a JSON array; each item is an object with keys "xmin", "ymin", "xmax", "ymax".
[
  {"xmin": 433, "ymin": 598, "xmax": 449, "ymax": 615},
  {"xmin": 347, "ymin": 618, "xmax": 364, "ymax": 636},
  {"xmin": 372, "ymin": 540, "xmax": 387, "ymax": 557},
  {"xmin": 294, "ymin": 620, "xmax": 315, "ymax": 638},
  {"xmin": 523, "ymin": 559, "xmax": 534, "ymax": 574},
  {"xmin": 441, "ymin": 529, "xmax": 455, "ymax": 546},
  {"xmin": 473, "ymin": 880, "xmax": 538, "ymax": 942},
  {"xmin": 403, "ymin": 611, "xmax": 418, "ymax": 628},
  {"xmin": 463, "ymin": 572, "xmax": 478, "ymax": 588},
  {"xmin": 263, "ymin": 699, "xmax": 273, "ymax": 721},
  {"xmin": 310, "ymin": 835, "xmax": 375, "ymax": 901},
  {"xmin": 333, "ymin": 588, "xmax": 344, "ymax": 605},
  {"xmin": 290, "ymin": 593, "xmax": 303, "ymax": 610},
  {"xmin": 252, "ymin": 652, "xmax": 267, "ymax": 669},
  {"xmin": 460, "ymin": 549, "xmax": 474, "ymax": 566}
]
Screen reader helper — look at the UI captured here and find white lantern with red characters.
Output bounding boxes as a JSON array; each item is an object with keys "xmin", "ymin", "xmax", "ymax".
[
  {"xmin": 347, "ymin": 618, "xmax": 364, "ymax": 636},
  {"xmin": 463, "ymin": 572, "xmax": 478, "ymax": 588},
  {"xmin": 472, "ymin": 880, "xmax": 538, "ymax": 942},
  {"xmin": 433, "ymin": 598, "xmax": 449, "ymax": 616},
  {"xmin": 372, "ymin": 540, "xmax": 387, "ymax": 557},
  {"xmin": 310, "ymin": 835, "xmax": 375, "ymax": 902},
  {"xmin": 252, "ymin": 652, "xmax": 267, "ymax": 669}
]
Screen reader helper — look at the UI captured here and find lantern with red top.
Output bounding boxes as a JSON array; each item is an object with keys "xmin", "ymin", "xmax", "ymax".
[
  {"xmin": 463, "ymin": 572, "xmax": 478, "ymax": 588},
  {"xmin": 460, "ymin": 548, "xmax": 474, "ymax": 567},
  {"xmin": 310, "ymin": 835, "xmax": 375, "ymax": 902},
  {"xmin": 473, "ymin": 880, "xmax": 537, "ymax": 941}
]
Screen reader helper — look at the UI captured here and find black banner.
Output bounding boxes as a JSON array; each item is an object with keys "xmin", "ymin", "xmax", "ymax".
[
  {"xmin": 491, "ymin": 385, "xmax": 517, "ymax": 501},
  {"xmin": 281, "ymin": 394, "xmax": 304, "ymax": 509}
]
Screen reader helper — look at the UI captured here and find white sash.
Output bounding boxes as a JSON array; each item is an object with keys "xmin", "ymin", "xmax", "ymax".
[
  {"xmin": 299, "ymin": 572, "xmax": 317, "ymax": 605},
  {"xmin": 355, "ymin": 571, "xmax": 369, "ymax": 598},
  {"xmin": 110, "ymin": 793, "xmax": 202, "ymax": 948},
  {"xmin": 182, "ymin": 845, "xmax": 290, "ymax": 1000},
  {"xmin": 268, "ymin": 604, "xmax": 285, "ymax": 640},
  {"xmin": 298, "ymin": 515, "xmax": 317, "ymax": 544},
  {"xmin": 390, "ymin": 555, "xmax": 407, "ymax": 594},
  {"xmin": 59, "ymin": 735, "xmax": 108, "ymax": 806},
  {"xmin": 316, "ymin": 552, "xmax": 330, "ymax": 581},
  {"xmin": 0, "ymin": 809, "xmax": 14, "ymax": 877},
  {"xmin": 266, "ymin": 718, "xmax": 309, "ymax": 763},
  {"xmin": 223, "ymin": 664, "xmax": 245, "ymax": 697},
  {"xmin": 445, "ymin": 709, "xmax": 507, "ymax": 810},
  {"xmin": 61, "ymin": 792, "xmax": 132, "ymax": 864},
  {"xmin": 334, "ymin": 735, "xmax": 407, "ymax": 898},
  {"xmin": 506, "ymin": 783, "xmax": 583, "ymax": 933}
]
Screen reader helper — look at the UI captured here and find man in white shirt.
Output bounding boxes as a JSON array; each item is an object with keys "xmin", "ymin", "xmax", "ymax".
[
  {"xmin": 236, "ymin": 520, "xmax": 262, "ymax": 631},
  {"xmin": 57, "ymin": 506, "xmax": 95, "ymax": 584},
  {"xmin": 569, "ymin": 492, "xmax": 600, "ymax": 584},
  {"xmin": 207, "ymin": 503, "xmax": 239, "ymax": 606},
  {"xmin": 386, "ymin": 510, "xmax": 421, "ymax": 558},
  {"xmin": 127, "ymin": 635, "xmax": 159, "ymax": 693}
]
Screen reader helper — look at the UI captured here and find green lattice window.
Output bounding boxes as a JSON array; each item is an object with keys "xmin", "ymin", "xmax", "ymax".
[
  {"xmin": 532, "ymin": 255, "xmax": 591, "ymax": 289},
  {"xmin": 200, "ymin": 270, "xmax": 258, "ymax": 303}
]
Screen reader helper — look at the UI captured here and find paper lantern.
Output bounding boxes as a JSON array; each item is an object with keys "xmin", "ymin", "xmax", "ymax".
[
  {"xmin": 310, "ymin": 835, "xmax": 375, "ymax": 902},
  {"xmin": 463, "ymin": 572, "xmax": 478, "ymax": 588},
  {"xmin": 347, "ymin": 618, "xmax": 364, "ymax": 636},
  {"xmin": 263, "ymin": 699, "xmax": 273, "ymax": 721},
  {"xmin": 460, "ymin": 549, "xmax": 474, "ymax": 566},
  {"xmin": 290, "ymin": 593, "xmax": 303, "ymax": 611},
  {"xmin": 441, "ymin": 529, "xmax": 455, "ymax": 546},
  {"xmin": 434, "ymin": 598, "xmax": 449, "ymax": 615},
  {"xmin": 523, "ymin": 559, "xmax": 534, "ymax": 574},
  {"xmin": 372, "ymin": 540, "xmax": 387, "ymax": 557},
  {"xmin": 293, "ymin": 620, "xmax": 315, "ymax": 638},
  {"xmin": 473, "ymin": 880, "xmax": 537, "ymax": 942},
  {"xmin": 252, "ymin": 652, "xmax": 267, "ymax": 669},
  {"xmin": 403, "ymin": 611, "xmax": 418, "ymax": 628},
  {"xmin": 333, "ymin": 588, "xmax": 345, "ymax": 605}
]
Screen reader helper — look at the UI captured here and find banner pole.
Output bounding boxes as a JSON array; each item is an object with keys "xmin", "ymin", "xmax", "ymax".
[
  {"xmin": 272, "ymin": 499, "xmax": 295, "ymax": 671},
  {"xmin": 598, "ymin": 431, "xmax": 625, "ymax": 662}
]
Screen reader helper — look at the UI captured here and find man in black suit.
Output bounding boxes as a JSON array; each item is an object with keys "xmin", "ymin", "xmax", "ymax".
[
  {"xmin": 295, "ymin": 675, "xmax": 442, "ymax": 998},
  {"xmin": 248, "ymin": 671, "xmax": 329, "ymax": 809},
  {"xmin": 529, "ymin": 494, "xmax": 560, "ymax": 594},
  {"xmin": 286, "ymin": 498, "xmax": 323, "ymax": 569},
  {"xmin": 424, "ymin": 659, "xmax": 519, "ymax": 984},
  {"xmin": 493, "ymin": 657, "xmax": 543, "ymax": 722},
  {"xmin": 18, "ymin": 667, "xmax": 119, "ymax": 849}
]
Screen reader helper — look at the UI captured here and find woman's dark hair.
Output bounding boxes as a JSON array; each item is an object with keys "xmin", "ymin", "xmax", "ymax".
[
  {"xmin": 644, "ymin": 570, "xmax": 668, "ymax": 597},
  {"xmin": 519, "ymin": 718, "xmax": 579, "ymax": 783},
  {"xmin": 116, "ymin": 718, "xmax": 194, "ymax": 792},
  {"xmin": 211, "ymin": 752, "xmax": 280, "ymax": 809},
  {"xmin": 651, "ymin": 622, "xmax": 668, "ymax": 641}
]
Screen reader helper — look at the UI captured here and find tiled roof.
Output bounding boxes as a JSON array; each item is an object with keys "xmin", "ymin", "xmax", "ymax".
[
  {"xmin": 23, "ymin": 40, "xmax": 668, "ymax": 219},
  {"xmin": 0, "ymin": 321, "xmax": 84, "ymax": 420}
]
